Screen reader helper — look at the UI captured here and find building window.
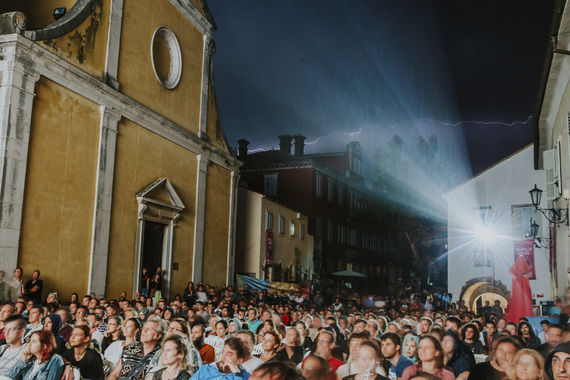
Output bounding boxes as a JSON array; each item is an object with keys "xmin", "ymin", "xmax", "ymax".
[
  {"xmin": 316, "ymin": 217, "xmax": 322, "ymax": 237},
  {"xmin": 349, "ymin": 229, "xmax": 357, "ymax": 247},
  {"xmin": 316, "ymin": 174, "xmax": 322, "ymax": 198},
  {"xmin": 278, "ymin": 216, "xmax": 285, "ymax": 235},
  {"xmin": 328, "ymin": 180, "xmax": 334, "ymax": 202},
  {"xmin": 300, "ymin": 224, "xmax": 305, "ymax": 240},
  {"xmin": 265, "ymin": 211, "xmax": 273, "ymax": 231},
  {"xmin": 337, "ymin": 225, "xmax": 342, "ymax": 244},
  {"xmin": 341, "ymin": 226, "xmax": 347, "ymax": 244},
  {"xmin": 264, "ymin": 174, "xmax": 278, "ymax": 196},
  {"xmin": 328, "ymin": 220, "xmax": 334, "ymax": 242},
  {"xmin": 290, "ymin": 220, "xmax": 295, "ymax": 237},
  {"xmin": 338, "ymin": 184, "xmax": 344, "ymax": 206}
]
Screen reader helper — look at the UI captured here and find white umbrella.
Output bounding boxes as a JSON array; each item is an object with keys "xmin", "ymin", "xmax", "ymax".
[{"xmin": 331, "ymin": 269, "xmax": 367, "ymax": 278}]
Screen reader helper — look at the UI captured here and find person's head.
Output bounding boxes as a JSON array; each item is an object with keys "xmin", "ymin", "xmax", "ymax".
[
  {"xmin": 419, "ymin": 317, "xmax": 432, "ymax": 334},
  {"xmin": 249, "ymin": 361, "xmax": 302, "ymax": 380},
  {"xmin": 546, "ymin": 342, "xmax": 570, "ymax": 380},
  {"xmin": 69, "ymin": 325, "xmax": 91, "ymax": 348},
  {"xmin": 0, "ymin": 303, "xmax": 15, "ymax": 322},
  {"xmin": 380, "ymin": 332, "xmax": 401, "ymax": 360},
  {"xmin": 366, "ymin": 319, "xmax": 379, "ymax": 337},
  {"xmin": 356, "ymin": 341, "xmax": 381, "ymax": 374},
  {"xmin": 284, "ymin": 327, "xmax": 301, "ymax": 346},
  {"xmin": 441, "ymin": 330, "xmax": 461, "ymax": 358},
  {"xmin": 45, "ymin": 292, "xmax": 58, "ymax": 305},
  {"xmin": 167, "ymin": 319, "xmax": 189, "ymax": 338},
  {"xmin": 219, "ymin": 337, "xmax": 249, "ymax": 368},
  {"xmin": 315, "ymin": 330, "xmax": 335, "ymax": 357},
  {"xmin": 107, "ymin": 315, "xmax": 123, "ymax": 334},
  {"xmin": 547, "ymin": 324, "xmax": 564, "ymax": 347},
  {"xmin": 141, "ymin": 316, "xmax": 167, "ymax": 345},
  {"xmin": 191, "ymin": 324, "xmax": 205, "ymax": 346},
  {"xmin": 32, "ymin": 270, "xmax": 40, "ymax": 280},
  {"xmin": 28, "ymin": 306, "xmax": 43, "ymax": 325},
  {"xmin": 236, "ymin": 330, "xmax": 256, "ymax": 351},
  {"xmin": 510, "ymin": 348, "xmax": 545, "ymax": 380},
  {"xmin": 417, "ymin": 335, "xmax": 444, "ymax": 369},
  {"xmin": 506, "ymin": 322, "xmax": 517, "ymax": 336},
  {"xmin": 43, "ymin": 313, "xmax": 62, "ymax": 335},
  {"xmin": 461, "ymin": 323, "xmax": 480, "ymax": 342},
  {"xmin": 14, "ymin": 267, "xmax": 22, "ymax": 279},
  {"xmin": 228, "ymin": 319, "xmax": 241, "ymax": 334},
  {"xmin": 301, "ymin": 354, "xmax": 330, "ymax": 380},
  {"xmin": 353, "ymin": 318, "xmax": 367, "ymax": 334},
  {"xmin": 445, "ymin": 316, "xmax": 461, "ymax": 332},
  {"xmin": 3, "ymin": 315, "xmax": 26, "ymax": 345},
  {"xmin": 216, "ymin": 320, "xmax": 229, "ymax": 338},
  {"xmin": 493, "ymin": 335, "xmax": 523, "ymax": 370},
  {"xmin": 161, "ymin": 334, "xmax": 191, "ymax": 371},
  {"xmin": 486, "ymin": 320, "xmax": 497, "ymax": 335},
  {"xmin": 123, "ymin": 318, "xmax": 141, "ymax": 339},
  {"xmin": 29, "ymin": 330, "xmax": 56, "ymax": 362},
  {"xmin": 347, "ymin": 332, "xmax": 368, "ymax": 359},
  {"xmin": 262, "ymin": 331, "xmax": 282, "ymax": 353},
  {"xmin": 402, "ymin": 334, "xmax": 420, "ymax": 363}
]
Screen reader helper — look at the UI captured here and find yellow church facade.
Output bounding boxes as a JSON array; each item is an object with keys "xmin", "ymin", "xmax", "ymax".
[{"xmin": 0, "ymin": 0, "xmax": 240, "ymax": 299}]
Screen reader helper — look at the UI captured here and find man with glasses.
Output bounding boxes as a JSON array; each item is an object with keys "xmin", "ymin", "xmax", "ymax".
[
  {"xmin": 107, "ymin": 316, "xmax": 165, "ymax": 380},
  {"xmin": 305, "ymin": 330, "xmax": 343, "ymax": 379},
  {"xmin": 0, "ymin": 315, "xmax": 27, "ymax": 375},
  {"xmin": 545, "ymin": 341, "xmax": 570, "ymax": 380}
]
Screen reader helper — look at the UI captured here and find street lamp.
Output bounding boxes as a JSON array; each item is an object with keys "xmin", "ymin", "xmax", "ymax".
[
  {"xmin": 529, "ymin": 184, "xmax": 569, "ymax": 225},
  {"xmin": 526, "ymin": 217, "xmax": 554, "ymax": 248}
]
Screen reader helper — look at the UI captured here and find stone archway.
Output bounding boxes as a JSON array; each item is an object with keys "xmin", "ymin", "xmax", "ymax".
[{"xmin": 459, "ymin": 277, "xmax": 510, "ymax": 312}]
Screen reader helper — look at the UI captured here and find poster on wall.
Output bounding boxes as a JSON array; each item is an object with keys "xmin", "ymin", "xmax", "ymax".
[
  {"xmin": 265, "ymin": 231, "xmax": 274, "ymax": 266},
  {"xmin": 513, "ymin": 239, "xmax": 536, "ymax": 280}
]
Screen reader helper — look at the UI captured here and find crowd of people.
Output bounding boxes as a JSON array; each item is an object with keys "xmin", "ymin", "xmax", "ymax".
[{"xmin": 0, "ymin": 266, "xmax": 570, "ymax": 380}]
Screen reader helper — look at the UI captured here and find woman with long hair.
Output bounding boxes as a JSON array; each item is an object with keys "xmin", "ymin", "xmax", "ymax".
[
  {"xmin": 146, "ymin": 334, "xmax": 192, "ymax": 380},
  {"xmin": 102, "ymin": 315, "xmax": 125, "ymax": 353},
  {"xmin": 105, "ymin": 317, "xmax": 141, "ymax": 365},
  {"xmin": 295, "ymin": 320, "xmax": 313, "ymax": 351},
  {"xmin": 227, "ymin": 318, "xmax": 242, "ymax": 338},
  {"xmin": 9, "ymin": 330, "xmax": 65, "ymax": 379},
  {"xmin": 275, "ymin": 327, "xmax": 305, "ymax": 365},
  {"xmin": 508, "ymin": 349, "xmax": 545, "ymax": 380},
  {"xmin": 166, "ymin": 319, "xmax": 202, "ymax": 375},
  {"xmin": 401, "ymin": 335, "xmax": 455, "ymax": 380},
  {"xmin": 62, "ymin": 325, "xmax": 104, "ymax": 380},
  {"xmin": 183, "ymin": 282, "xmax": 194, "ymax": 306}
]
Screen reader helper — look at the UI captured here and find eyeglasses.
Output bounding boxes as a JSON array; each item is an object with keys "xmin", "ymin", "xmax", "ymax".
[
  {"xmin": 516, "ymin": 360, "xmax": 538, "ymax": 368},
  {"xmin": 168, "ymin": 326, "xmax": 183, "ymax": 332}
]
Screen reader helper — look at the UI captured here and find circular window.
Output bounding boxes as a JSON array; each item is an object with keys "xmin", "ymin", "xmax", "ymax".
[{"xmin": 151, "ymin": 26, "xmax": 182, "ymax": 89}]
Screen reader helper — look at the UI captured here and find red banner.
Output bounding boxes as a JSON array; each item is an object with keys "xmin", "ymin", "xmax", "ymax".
[
  {"xmin": 513, "ymin": 239, "xmax": 536, "ymax": 280},
  {"xmin": 266, "ymin": 231, "xmax": 274, "ymax": 266}
]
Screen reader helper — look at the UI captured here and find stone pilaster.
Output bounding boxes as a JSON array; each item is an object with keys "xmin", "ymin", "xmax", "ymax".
[
  {"xmin": 104, "ymin": 0, "xmax": 124, "ymax": 90},
  {"xmin": 226, "ymin": 170, "xmax": 240, "ymax": 285},
  {"xmin": 88, "ymin": 106, "xmax": 121, "ymax": 296},
  {"xmin": 198, "ymin": 35, "xmax": 215, "ymax": 140},
  {"xmin": 0, "ymin": 39, "xmax": 40, "ymax": 272},
  {"xmin": 192, "ymin": 154, "xmax": 209, "ymax": 282}
]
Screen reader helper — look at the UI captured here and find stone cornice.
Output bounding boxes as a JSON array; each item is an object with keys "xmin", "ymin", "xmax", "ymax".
[{"xmin": 1, "ymin": 33, "xmax": 241, "ymax": 172}]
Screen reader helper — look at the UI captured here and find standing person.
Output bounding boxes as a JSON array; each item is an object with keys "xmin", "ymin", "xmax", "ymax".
[
  {"xmin": 507, "ymin": 349, "xmax": 545, "ymax": 380},
  {"xmin": 508, "ymin": 257, "xmax": 533, "ymax": 323},
  {"xmin": 0, "ymin": 270, "xmax": 13, "ymax": 303},
  {"xmin": 380, "ymin": 333, "xmax": 413, "ymax": 380},
  {"xmin": 145, "ymin": 334, "xmax": 193, "ymax": 380},
  {"xmin": 401, "ymin": 335, "xmax": 455, "ymax": 380},
  {"xmin": 9, "ymin": 267, "xmax": 24, "ymax": 303},
  {"xmin": 24, "ymin": 270, "xmax": 43, "ymax": 304},
  {"xmin": 8, "ymin": 330, "xmax": 65, "ymax": 379},
  {"xmin": 62, "ymin": 325, "xmax": 104, "ymax": 380},
  {"xmin": 141, "ymin": 268, "xmax": 150, "ymax": 298},
  {"xmin": 468, "ymin": 335, "xmax": 522, "ymax": 380},
  {"xmin": 151, "ymin": 268, "xmax": 163, "ymax": 304}
]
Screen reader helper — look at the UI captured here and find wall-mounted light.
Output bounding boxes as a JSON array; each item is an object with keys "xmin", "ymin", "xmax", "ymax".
[
  {"xmin": 526, "ymin": 217, "xmax": 553, "ymax": 248},
  {"xmin": 53, "ymin": 8, "xmax": 66, "ymax": 20},
  {"xmin": 529, "ymin": 184, "xmax": 568, "ymax": 225}
]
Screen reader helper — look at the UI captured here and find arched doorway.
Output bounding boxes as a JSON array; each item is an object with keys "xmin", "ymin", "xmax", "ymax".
[{"xmin": 459, "ymin": 277, "xmax": 509, "ymax": 313}]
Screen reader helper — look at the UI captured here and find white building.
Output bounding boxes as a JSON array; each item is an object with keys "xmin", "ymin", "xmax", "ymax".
[{"xmin": 443, "ymin": 145, "xmax": 551, "ymax": 312}]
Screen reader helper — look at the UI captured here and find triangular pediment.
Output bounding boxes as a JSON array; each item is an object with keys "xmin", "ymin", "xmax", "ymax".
[{"xmin": 136, "ymin": 178, "xmax": 185, "ymax": 211}]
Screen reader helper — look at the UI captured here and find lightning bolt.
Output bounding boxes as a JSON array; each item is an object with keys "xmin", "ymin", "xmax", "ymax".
[{"xmin": 428, "ymin": 115, "xmax": 533, "ymax": 127}]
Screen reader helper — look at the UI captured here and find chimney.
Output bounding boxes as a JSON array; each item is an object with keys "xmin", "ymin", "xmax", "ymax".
[
  {"xmin": 237, "ymin": 138, "xmax": 249, "ymax": 159},
  {"xmin": 293, "ymin": 134, "xmax": 306, "ymax": 156},
  {"xmin": 278, "ymin": 134, "xmax": 293, "ymax": 154}
]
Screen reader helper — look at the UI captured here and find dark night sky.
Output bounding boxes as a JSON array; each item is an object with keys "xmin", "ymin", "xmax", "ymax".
[{"xmin": 207, "ymin": 1, "xmax": 555, "ymax": 190}]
